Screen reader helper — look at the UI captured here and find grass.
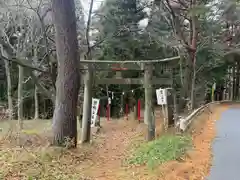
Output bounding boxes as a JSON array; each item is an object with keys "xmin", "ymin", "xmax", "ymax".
[
  {"xmin": 0, "ymin": 145, "xmax": 93, "ymax": 180},
  {"xmin": 0, "ymin": 120, "xmax": 192, "ymax": 179},
  {"xmin": 0, "ymin": 120, "xmax": 94, "ymax": 180},
  {"xmin": 0, "ymin": 120, "xmax": 52, "ymax": 134},
  {"xmin": 127, "ymin": 134, "xmax": 192, "ymax": 169}
]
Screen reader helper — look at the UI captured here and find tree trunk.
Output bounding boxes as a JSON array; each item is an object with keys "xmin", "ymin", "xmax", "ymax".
[
  {"xmin": 236, "ymin": 61, "xmax": 240, "ymax": 100},
  {"xmin": 18, "ymin": 65, "xmax": 24, "ymax": 129},
  {"xmin": 227, "ymin": 66, "xmax": 231, "ymax": 100},
  {"xmin": 231, "ymin": 64, "xmax": 235, "ymax": 101},
  {"xmin": 34, "ymin": 85, "xmax": 39, "ymax": 119},
  {"xmin": 189, "ymin": 1, "xmax": 198, "ymax": 110},
  {"xmin": 190, "ymin": 52, "xmax": 196, "ymax": 109},
  {"xmin": 3, "ymin": 59, "xmax": 13, "ymax": 120},
  {"xmin": 81, "ymin": 0, "xmax": 94, "ymax": 143},
  {"xmin": 52, "ymin": 0, "xmax": 80, "ymax": 147},
  {"xmin": 183, "ymin": 56, "xmax": 193, "ymax": 102}
]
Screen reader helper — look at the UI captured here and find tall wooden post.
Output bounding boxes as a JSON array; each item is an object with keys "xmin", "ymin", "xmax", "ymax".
[
  {"xmin": 231, "ymin": 65, "xmax": 235, "ymax": 101},
  {"xmin": 227, "ymin": 66, "xmax": 231, "ymax": 100},
  {"xmin": 236, "ymin": 61, "xmax": 240, "ymax": 100},
  {"xmin": 172, "ymin": 68, "xmax": 178, "ymax": 128},
  {"xmin": 173, "ymin": 90, "xmax": 178, "ymax": 127},
  {"xmin": 121, "ymin": 93, "xmax": 124, "ymax": 117},
  {"xmin": 144, "ymin": 63, "xmax": 155, "ymax": 141},
  {"xmin": 81, "ymin": 64, "xmax": 93, "ymax": 143}
]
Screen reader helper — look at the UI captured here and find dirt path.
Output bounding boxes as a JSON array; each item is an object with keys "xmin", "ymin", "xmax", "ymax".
[
  {"xmin": 81, "ymin": 119, "xmax": 147, "ymax": 179},
  {"xmin": 0, "ymin": 106, "xmax": 230, "ymax": 180},
  {"xmin": 80, "ymin": 105, "xmax": 229, "ymax": 180},
  {"xmin": 79, "ymin": 109, "xmax": 164, "ymax": 180}
]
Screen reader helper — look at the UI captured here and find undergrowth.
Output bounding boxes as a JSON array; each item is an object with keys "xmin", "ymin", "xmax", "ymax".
[
  {"xmin": 127, "ymin": 135, "xmax": 192, "ymax": 169},
  {"xmin": 0, "ymin": 140, "xmax": 93, "ymax": 180},
  {"xmin": 0, "ymin": 126, "xmax": 93, "ymax": 180}
]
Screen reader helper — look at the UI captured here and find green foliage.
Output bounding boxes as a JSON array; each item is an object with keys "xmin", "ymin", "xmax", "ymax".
[
  {"xmin": 188, "ymin": 5, "xmax": 211, "ymax": 16},
  {"xmin": 97, "ymin": 0, "xmax": 145, "ymax": 60},
  {"xmin": 1, "ymin": 0, "xmax": 238, "ymax": 118},
  {"xmin": 127, "ymin": 135, "xmax": 192, "ymax": 169}
]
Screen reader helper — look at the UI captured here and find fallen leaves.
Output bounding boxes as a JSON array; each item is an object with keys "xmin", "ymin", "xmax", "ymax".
[
  {"xmin": 158, "ymin": 105, "xmax": 228, "ymax": 180},
  {"xmin": 0, "ymin": 105, "xmax": 229, "ymax": 180}
]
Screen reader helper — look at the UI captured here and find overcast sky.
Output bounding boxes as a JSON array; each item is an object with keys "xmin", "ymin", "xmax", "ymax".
[
  {"xmin": 81, "ymin": 0, "xmax": 103, "ymax": 18},
  {"xmin": 80, "ymin": 0, "xmax": 149, "ymax": 28}
]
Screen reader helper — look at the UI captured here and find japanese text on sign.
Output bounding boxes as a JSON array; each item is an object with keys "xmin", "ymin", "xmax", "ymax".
[
  {"xmin": 91, "ymin": 98, "xmax": 100, "ymax": 127},
  {"xmin": 156, "ymin": 88, "xmax": 167, "ymax": 105}
]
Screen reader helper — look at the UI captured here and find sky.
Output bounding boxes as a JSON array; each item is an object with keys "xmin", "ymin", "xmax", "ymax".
[
  {"xmin": 80, "ymin": 0, "xmax": 149, "ymax": 28},
  {"xmin": 81, "ymin": 0, "xmax": 103, "ymax": 18}
]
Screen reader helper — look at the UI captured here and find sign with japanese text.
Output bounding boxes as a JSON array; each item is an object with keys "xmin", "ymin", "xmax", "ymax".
[
  {"xmin": 91, "ymin": 98, "xmax": 100, "ymax": 127},
  {"xmin": 156, "ymin": 88, "xmax": 167, "ymax": 105}
]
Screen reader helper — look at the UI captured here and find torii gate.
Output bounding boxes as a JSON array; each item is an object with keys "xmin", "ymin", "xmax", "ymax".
[{"xmin": 79, "ymin": 56, "xmax": 180, "ymax": 142}]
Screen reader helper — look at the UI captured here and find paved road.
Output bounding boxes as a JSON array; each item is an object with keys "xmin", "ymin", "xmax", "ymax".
[{"xmin": 207, "ymin": 108, "xmax": 240, "ymax": 180}]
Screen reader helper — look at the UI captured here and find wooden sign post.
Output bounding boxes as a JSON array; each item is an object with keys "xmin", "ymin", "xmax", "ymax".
[{"xmin": 156, "ymin": 88, "xmax": 168, "ymax": 131}]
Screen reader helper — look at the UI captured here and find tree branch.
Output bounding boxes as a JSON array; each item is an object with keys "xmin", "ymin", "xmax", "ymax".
[
  {"xmin": 2, "ymin": 55, "xmax": 49, "ymax": 73},
  {"xmin": 164, "ymin": 0, "xmax": 193, "ymax": 51},
  {"xmin": 86, "ymin": 0, "xmax": 94, "ymax": 57}
]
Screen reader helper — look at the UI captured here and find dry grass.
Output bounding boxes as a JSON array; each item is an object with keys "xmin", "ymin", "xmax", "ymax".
[
  {"xmin": 0, "ymin": 120, "xmax": 94, "ymax": 180},
  {"xmin": 110, "ymin": 104, "xmax": 228, "ymax": 180},
  {"xmin": 157, "ymin": 104, "xmax": 229, "ymax": 180},
  {"xmin": 0, "ymin": 145, "xmax": 93, "ymax": 179},
  {"xmin": 0, "ymin": 119, "xmax": 148, "ymax": 180},
  {"xmin": 0, "ymin": 105, "xmax": 229, "ymax": 180}
]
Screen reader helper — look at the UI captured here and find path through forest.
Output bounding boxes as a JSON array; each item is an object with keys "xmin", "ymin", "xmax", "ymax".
[
  {"xmin": 0, "ymin": 105, "xmax": 232, "ymax": 180},
  {"xmin": 80, "ymin": 105, "xmax": 229, "ymax": 180},
  {"xmin": 80, "ymin": 109, "xmax": 164, "ymax": 180}
]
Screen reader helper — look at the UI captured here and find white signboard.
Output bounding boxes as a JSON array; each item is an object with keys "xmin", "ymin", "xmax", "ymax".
[
  {"xmin": 212, "ymin": 82, "xmax": 216, "ymax": 90},
  {"xmin": 91, "ymin": 98, "xmax": 100, "ymax": 127},
  {"xmin": 156, "ymin": 88, "xmax": 167, "ymax": 105},
  {"xmin": 108, "ymin": 97, "xmax": 111, "ymax": 104}
]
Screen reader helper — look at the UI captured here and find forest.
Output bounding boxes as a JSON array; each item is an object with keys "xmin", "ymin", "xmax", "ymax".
[{"xmin": 0, "ymin": 0, "xmax": 240, "ymax": 179}]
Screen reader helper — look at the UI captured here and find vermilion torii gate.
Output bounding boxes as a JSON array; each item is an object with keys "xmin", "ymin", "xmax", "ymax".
[{"xmin": 79, "ymin": 56, "xmax": 180, "ymax": 142}]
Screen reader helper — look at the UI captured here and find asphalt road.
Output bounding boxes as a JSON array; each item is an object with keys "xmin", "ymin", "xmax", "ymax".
[{"xmin": 207, "ymin": 108, "xmax": 240, "ymax": 180}]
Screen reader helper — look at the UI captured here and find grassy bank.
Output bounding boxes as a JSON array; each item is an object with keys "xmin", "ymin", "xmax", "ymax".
[{"xmin": 127, "ymin": 134, "xmax": 192, "ymax": 169}]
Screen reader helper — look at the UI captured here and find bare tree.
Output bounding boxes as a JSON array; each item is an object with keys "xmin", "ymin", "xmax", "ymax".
[
  {"xmin": 0, "ymin": 1, "xmax": 14, "ymax": 119},
  {"xmin": 81, "ymin": 0, "xmax": 94, "ymax": 143},
  {"xmin": 34, "ymin": 85, "xmax": 39, "ymax": 119},
  {"xmin": 51, "ymin": 0, "xmax": 80, "ymax": 147},
  {"xmin": 153, "ymin": 0, "xmax": 200, "ymax": 110},
  {"xmin": 0, "ymin": 48, "xmax": 13, "ymax": 120},
  {"xmin": 17, "ymin": 65, "xmax": 24, "ymax": 128},
  {"xmin": 0, "ymin": 0, "xmax": 56, "ymax": 121}
]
